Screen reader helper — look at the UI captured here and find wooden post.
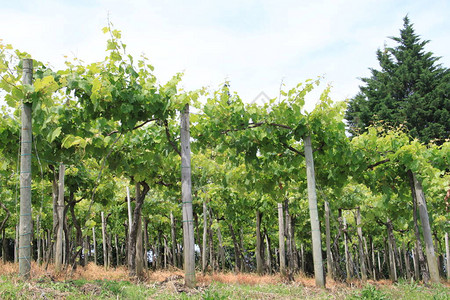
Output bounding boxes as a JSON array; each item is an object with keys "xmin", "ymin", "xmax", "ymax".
[
  {"xmin": 115, "ymin": 234, "xmax": 119, "ymax": 267},
  {"xmin": 84, "ymin": 234, "xmax": 89, "ymax": 266},
  {"xmin": 343, "ymin": 216, "xmax": 351, "ymax": 281},
  {"xmin": 265, "ymin": 232, "xmax": 272, "ymax": 274},
  {"xmin": 46, "ymin": 229, "xmax": 51, "ymax": 264},
  {"xmin": 208, "ymin": 215, "xmax": 215, "ymax": 272},
  {"xmin": 411, "ymin": 247, "xmax": 418, "ymax": 280},
  {"xmin": 216, "ymin": 221, "xmax": 226, "ymax": 271},
  {"xmin": 108, "ymin": 233, "xmax": 112, "ymax": 269},
  {"xmin": 412, "ymin": 173, "xmax": 440, "ymax": 283},
  {"xmin": 36, "ymin": 214, "xmax": 41, "ymax": 264},
  {"xmin": 325, "ymin": 201, "xmax": 333, "ymax": 279},
  {"xmin": 19, "ymin": 58, "xmax": 33, "ymax": 278},
  {"xmin": 202, "ymin": 199, "xmax": 208, "ymax": 274},
  {"xmin": 278, "ymin": 203, "xmax": 286, "ymax": 276},
  {"xmin": 164, "ymin": 236, "xmax": 168, "ymax": 269},
  {"xmin": 304, "ymin": 135, "xmax": 325, "ymax": 287},
  {"xmin": 126, "ymin": 186, "xmax": 132, "ymax": 269},
  {"xmin": 55, "ymin": 164, "xmax": 65, "ymax": 272},
  {"xmin": 41, "ymin": 235, "xmax": 45, "ymax": 264},
  {"xmin": 229, "ymin": 223, "xmax": 241, "ymax": 273},
  {"xmin": 356, "ymin": 208, "xmax": 367, "ymax": 282},
  {"xmin": 256, "ymin": 210, "xmax": 263, "ymax": 275},
  {"xmin": 403, "ymin": 243, "xmax": 411, "ymax": 280},
  {"xmin": 127, "ymin": 186, "xmax": 132, "ymax": 235},
  {"xmin": 170, "ymin": 212, "xmax": 177, "ymax": 267},
  {"xmin": 445, "ymin": 232, "xmax": 450, "ymax": 280},
  {"xmin": 409, "ymin": 171, "xmax": 429, "ymax": 283},
  {"xmin": 136, "ymin": 213, "xmax": 144, "ymax": 277},
  {"xmin": 92, "ymin": 227, "xmax": 97, "ymax": 265},
  {"xmin": 371, "ymin": 241, "xmax": 377, "ymax": 280},
  {"xmin": 397, "ymin": 246, "xmax": 403, "ymax": 278},
  {"xmin": 143, "ymin": 220, "xmax": 148, "ymax": 270},
  {"xmin": 14, "ymin": 224, "xmax": 18, "ymax": 263},
  {"xmin": 181, "ymin": 104, "xmax": 196, "ymax": 287},
  {"xmin": 387, "ymin": 219, "xmax": 397, "ymax": 282},
  {"xmin": 62, "ymin": 222, "xmax": 67, "ymax": 267},
  {"xmin": 101, "ymin": 212, "xmax": 107, "ymax": 269},
  {"xmin": 285, "ymin": 201, "xmax": 293, "ymax": 277},
  {"xmin": 300, "ymin": 243, "xmax": 305, "ymax": 273}
]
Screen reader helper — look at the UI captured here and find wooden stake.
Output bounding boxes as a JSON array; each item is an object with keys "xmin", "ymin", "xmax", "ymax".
[
  {"xmin": 181, "ymin": 104, "xmax": 195, "ymax": 287},
  {"xmin": 356, "ymin": 208, "xmax": 367, "ymax": 282},
  {"xmin": 55, "ymin": 164, "xmax": 65, "ymax": 272},
  {"xmin": 202, "ymin": 199, "xmax": 208, "ymax": 274},
  {"xmin": 278, "ymin": 203, "xmax": 286, "ymax": 276},
  {"xmin": 304, "ymin": 135, "xmax": 325, "ymax": 288},
  {"xmin": 412, "ymin": 172, "xmax": 440, "ymax": 283},
  {"xmin": 101, "ymin": 212, "xmax": 107, "ymax": 269},
  {"xmin": 19, "ymin": 58, "xmax": 33, "ymax": 278},
  {"xmin": 92, "ymin": 227, "xmax": 97, "ymax": 265},
  {"xmin": 343, "ymin": 216, "xmax": 351, "ymax": 281},
  {"xmin": 325, "ymin": 201, "xmax": 333, "ymax": 279},
  {"xmin": 445, "ymin": 232, "xmax": 450, "ymax": 280}
]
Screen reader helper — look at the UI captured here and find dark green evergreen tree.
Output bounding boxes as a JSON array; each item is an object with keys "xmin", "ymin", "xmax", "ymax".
[{"xmin": 346, "ymin": 16, "xmax": 449, "ymax": 144}]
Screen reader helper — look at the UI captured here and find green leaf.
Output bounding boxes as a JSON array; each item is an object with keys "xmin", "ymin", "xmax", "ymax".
[
  {"xmin": 61, "ymin": 135, "xmax": 85, "ymax": 149},
  {"xmin": 48, "ymin": 127, "xmax": 62, "ymax": 143}
]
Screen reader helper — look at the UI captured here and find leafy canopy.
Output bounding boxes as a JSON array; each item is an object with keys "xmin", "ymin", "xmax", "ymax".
[{"xmin": 346, "ymin": 16, "xmax": 449, "ymax": 144}]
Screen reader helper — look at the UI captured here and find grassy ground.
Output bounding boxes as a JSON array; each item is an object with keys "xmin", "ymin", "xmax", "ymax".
[{"xmin": 0, "ymin": 262, "xmax": 448, "ymax": 299}]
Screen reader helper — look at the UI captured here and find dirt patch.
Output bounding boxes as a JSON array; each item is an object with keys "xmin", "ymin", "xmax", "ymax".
[
  {"xmin": 25, "ymin": 284, "xmax": 70, "ymax": 300},
  {"xmin": 79, "ymin": 283, "xmax": 102, "ymax": 295},
  {"xmin": 160, "ymin": 274, "xmax": 183, "ymax": 284}
]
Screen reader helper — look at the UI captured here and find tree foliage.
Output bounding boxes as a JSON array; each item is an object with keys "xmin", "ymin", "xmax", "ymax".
[{"xmin": 346, "ymin": 16, "xmax": 449, "ymax": 144}]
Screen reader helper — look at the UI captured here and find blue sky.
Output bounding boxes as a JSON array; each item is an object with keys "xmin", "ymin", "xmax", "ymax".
[{"xmin": 1, "ymin": 0, "xmax": 449, "ymax": 110}]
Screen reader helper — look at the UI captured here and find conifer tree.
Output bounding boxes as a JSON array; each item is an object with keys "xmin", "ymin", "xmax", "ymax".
[{"xmin": 346, "ymin": 16, "xmax": 449, "ymax": 144}]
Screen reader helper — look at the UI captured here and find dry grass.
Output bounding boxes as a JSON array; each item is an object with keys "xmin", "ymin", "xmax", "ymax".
[
  {"xmin": 0, "ymin": 261, "xmax": 18, "ymax": 275},
  {"xmin": 1, "ymin": 262, "xmax": 448, "ymax": 289},
  {"xmin": 147, "ymin": 268, "xmax": 184, "ymax": 282},
  {"xmin": 0, "ymin": 262, "xmax": 130, "ymax": 282},
  {"xmin": 69, "ymin": 263, "xmax": 130, "ymax": 281},
  {"xmin": 0, "ymin": 262, "xmax": 403, "ymax": 287},
  {"xmin": 197, "ymin": 272, "xmax": 282, "ymax": 285},
  {"xmin": 0, "ymin": 262, "xmax": 341, "ymax": 288}
]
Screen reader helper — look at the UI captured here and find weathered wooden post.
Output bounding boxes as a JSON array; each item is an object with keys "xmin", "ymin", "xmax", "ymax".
[
  {"xmin": 356, "ymin": 208, "xmax": 367, "ymax": 281},
  {"xmin": 445, "ymin": 233, "xmax": 450, "ymax": 281},
  {"xmin": 181, "ymin": 104, "xmax": 196, "ymax": 287},
  {"xmin": 127, "ymin": 186, "xmax": 132, "ymax": 235},
  {"xmin": 170, "ymin": 211, "xmax": 177, "ymax": 267},
  {"xmin": 325, "ymin": 201, "xmax": 333, "ymax": 279},
  {"xmin": 304, "ymin": 135, "xmax": 325, "ymax": 287},
  {"xmin": 19, "ymin": 58, "xmax": 33, "ymax": 278},
  {"xmin": 92, "ymin": 227, "xmax": 97, "ymax": 265},
  {"xmin": 55, "ymin": 164, "xmax": 65, "ymax": 272},
  {"xmin": 202, "ymin": 200, "xmax": 208, "ymax": 274},
  {"xmin": 136, "ymin": 184, "xmax": 144, "ymax": 277},
  {"xmin": 278, "ymin": 203, "xmax": 286, "ymax": 276},
  {"xmin": 343, "ymin": 216, "xmax": 351, "ymax": 281},
  {"xmin": 101, "ymin": 212, "xmax": 107, "ymax": 269},
  {"xmin": 412, "ymin": 173, "xmax": 440, "ymax": 283}
]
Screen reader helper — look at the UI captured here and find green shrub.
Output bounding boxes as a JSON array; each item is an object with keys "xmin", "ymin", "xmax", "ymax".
[{"xmin": 348, "ymin": 284, "xmax": 389, "ymax": 300}]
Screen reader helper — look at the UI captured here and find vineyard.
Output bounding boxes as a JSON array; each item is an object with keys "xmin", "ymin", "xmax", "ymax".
[{"xmin": 0, "ymin": 23, "xmax": 449, "ymax": 299}]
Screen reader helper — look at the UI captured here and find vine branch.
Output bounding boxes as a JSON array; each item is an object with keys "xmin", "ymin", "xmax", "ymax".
[
  {"xmin": 164, "ymin": 119, "xmax": 181, "ymax": 156},
  {"xmin": 107, "ymin": 118, "xmax": 158, "ymax": 136}
]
